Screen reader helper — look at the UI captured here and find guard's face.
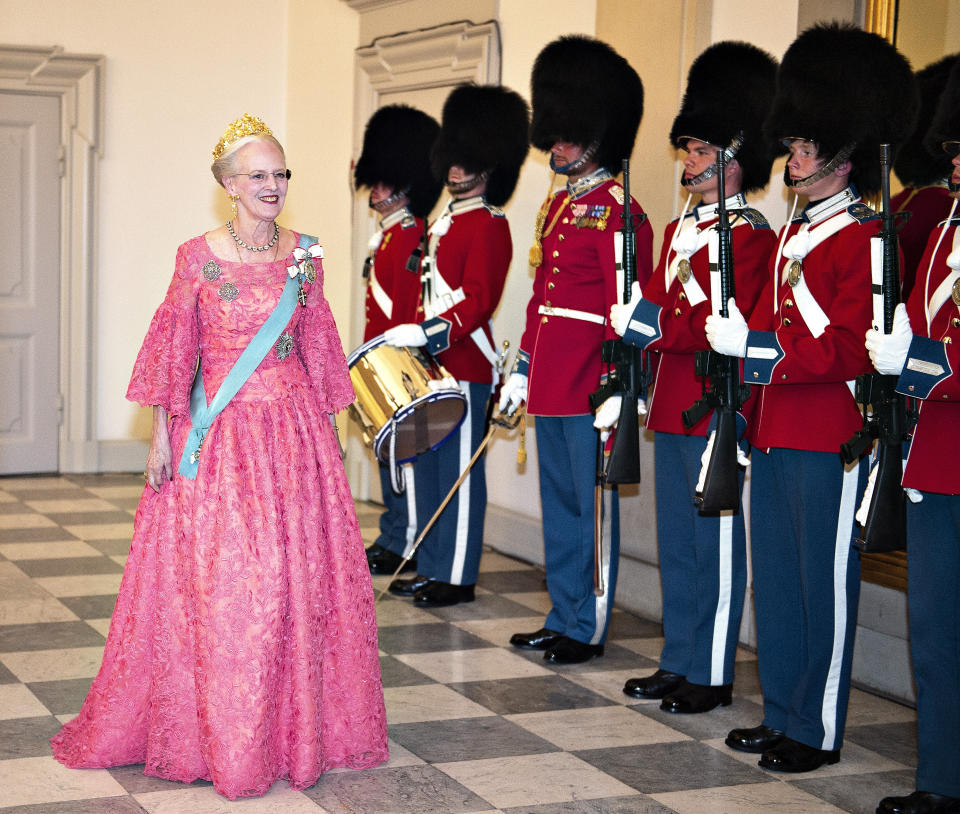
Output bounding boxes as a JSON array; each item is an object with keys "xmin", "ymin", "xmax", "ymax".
[
  {"xmin": 550, "ymin": 141, "xmax": 586, "ymax": 167},
  {"xmin": 683, "ymin": 139, "xmax": 720, "ymax": 194},
  {"xmin": 369, "ymin": 182, "xmax": 394, "ymax": 205},
  {"xmin": 951, "ymin": 148, "xmax": 960, "ymax": 185},
  {"xmin": 785, "ymin": 139, "xmax": 824, "ymax": 182}
]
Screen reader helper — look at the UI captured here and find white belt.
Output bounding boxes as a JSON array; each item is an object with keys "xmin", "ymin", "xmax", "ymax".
[
  {"xmin": 538, "ymin": 304, "xmax": 606, "ymax": 325},
  {"xmin": 368, "ymin": 266, "xmax": 393, "ymax": 319}
]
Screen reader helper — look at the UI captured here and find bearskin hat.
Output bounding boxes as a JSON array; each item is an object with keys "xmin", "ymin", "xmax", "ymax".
[
  {"xmin": 896, "ymin": 55, "xmax": 959, "ymax": 187},
  {"xmin": 923, "ymin": 56, "xmax": 960, "ymax": 166},
  {"xmin": 430, "ymin": 84, "xmax": 530, "ymax": 207},
  {"xmin": 763, "ymin": 22, "xmax": 919, "ymax": 197},
  {"xmin": 354, "ymin": 105, "xmax": 442, "ymax": 218},
  {"xmin": 530, "ymin": 36, "xmax": 643, "ymax": 175},
  {"xmin": 669, "ymin": 41, "xmax": 778, "ymax": 193}
]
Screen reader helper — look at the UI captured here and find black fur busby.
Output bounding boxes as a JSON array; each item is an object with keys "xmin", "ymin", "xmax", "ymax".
[
  {"xmin": 923, "ymin": 56, "xmax": 960, "ymax": 167},
  {"xmin": 763, "ymin": 22, "xmax": 919, "ymax": 197},
  {"xmin": 669, "ymin": 41, "xmax": 778, "ymax": 193},
  {"xmin": 354, "ymin": 105, "xmax": 442, "ymax": 218},
  {"xmin": 530, "ymin": 36, "xmax": 643, "ymax": 174},
  {"xmin": 430, "ymin": 84, "xmax": 530, "ymax": 207},
  {"xmin": 896, "ymin": 55, "xmax": 959, "ymax": 187}
]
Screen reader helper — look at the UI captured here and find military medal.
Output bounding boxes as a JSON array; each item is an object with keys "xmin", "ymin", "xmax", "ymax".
[
  {"xmin": 677, "ymin": 258, "xmax": 692, "ymax": 284},
  {"xmin": 303, "ymin": 260, "xmax": 317, "ymax": 283},
  {"xmin": 953, "ymin": 278, "xmax": 960, "ymax": 307},
  {"xmin": 787, "ymin": 259, "xmax": 802, "ymax": 287},
  {"xmin": 297, "ymin": 284, "xmax": 307, "ymax": 307}
]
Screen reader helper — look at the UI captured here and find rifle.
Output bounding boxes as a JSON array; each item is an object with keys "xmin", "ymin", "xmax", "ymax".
[
  {"xmin": 589, "ymin": 158, "xmax": 647, "ymax": 484},
  {"xmin": 681, "ymin": 147, "xmax": 750, "ymax": 513},
  {"xmin": 840, "ymin": 143, "xmax": 917, "ymax": 553}
]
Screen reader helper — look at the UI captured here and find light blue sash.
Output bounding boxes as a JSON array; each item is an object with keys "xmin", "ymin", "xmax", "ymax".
[{"xmin": 177, "ymin": 233, "xmax": 314, "ymax": 479}]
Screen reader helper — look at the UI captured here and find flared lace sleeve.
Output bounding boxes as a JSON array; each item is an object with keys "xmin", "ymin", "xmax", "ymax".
[
  {"xmin": 126, "ymin": 240, "xmax": 200, "ymax": 417},
  {"xmin": 296, "ymin": 254, "xmax": 354, "ymax": 413}
]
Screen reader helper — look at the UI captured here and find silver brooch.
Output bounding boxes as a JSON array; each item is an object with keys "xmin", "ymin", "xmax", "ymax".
[
  {"xmin": 202, "ymin": 260, "xmax": 222, "ymax": 281},
  {"xmin": 218, "ymin": 281, "xmax": 239, "ymax": 301},
  {"xmin": 275, "ymin": 331, "xmax": 293, "ymax": 360},
  {"xmin": 303, "ymin": 260, "xmax": 317, "ymax": 283}
]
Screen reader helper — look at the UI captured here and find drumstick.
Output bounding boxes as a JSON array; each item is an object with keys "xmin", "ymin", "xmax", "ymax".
[{"xmin": 375, "ymin": 405, "xmax": 524, "ymax": 604}]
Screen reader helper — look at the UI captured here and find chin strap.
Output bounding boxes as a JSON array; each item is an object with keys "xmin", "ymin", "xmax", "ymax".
[
  {"xmin": 550, "ymin": 139, "xmax": 600, "ymax": 174},
  {"xmin": 784, "ymin": 142, "xmax": 856, "ymax": 189},
  {"xmin": 445, "ymin": 171, "xmax": 488, "ymax": 196},
  {"xmin": 680, "ymin": 132, "xmax": 744, "ymax": 188}
]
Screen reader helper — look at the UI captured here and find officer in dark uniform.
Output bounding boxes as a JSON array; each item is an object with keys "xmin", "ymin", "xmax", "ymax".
[
  {"xmin": 353, "ymin": 104, "xmax": 442, "ymax": 576},
  {"xmin": 501, "ymin": 36, "xmax": 654, "ymax": 664},
  {"xmin": 706, "ymin": 23, "xmax": 918, "ymax": 772},
  {"xmin": 867, "ymin": 57, "xmax": 960, "ymax": 814},
  {"xmin": 384, "ymin": 84, "xmax": 529, "ymax": 607},
  {"xmin": 891, "ymin": 55, "xmax": 959, "ymax": 299},
  {"xmin": 610, "ymin": 41, "xmax": 778, "ymax": 713}
]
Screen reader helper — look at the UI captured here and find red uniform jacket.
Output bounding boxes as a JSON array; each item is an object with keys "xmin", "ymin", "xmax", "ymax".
[
  {"xmin": 419, "ymin": 197, "xmax": 512, "ymax": 384},
  {"xmin": 643, "ymin": 198, "xmax": 775, "ymax": 435},
  {"xmin": 743, "ymin": 189, "xmax": 879, "ymax": 453},
  {"xmin": 898, "ymin": 218, "xmax": 960, "ymax": 494},
  {"xmin": 363, "ymin": 208, "xmax": 424, "ymax": 341},
  {"xmin": 891, "ymin": 185, "xmax": 955, "ymax": 300},
  {"xmin": 519, "ymin": 174, "xmax": 654, "ymax": 416}
]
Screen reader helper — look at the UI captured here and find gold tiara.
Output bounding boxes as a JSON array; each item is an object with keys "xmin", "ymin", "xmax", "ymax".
[{"xmin": 212, "ymin": 113, "xmax": 273, "ymax": 160}]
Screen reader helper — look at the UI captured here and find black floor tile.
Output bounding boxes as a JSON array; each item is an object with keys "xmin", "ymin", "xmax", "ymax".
[
  {"xmin": 378, "ymin": 655, "xmax": 434, "ymax": 688},
  {"xmin": 14, "ymin": 558, "xmax": 124, "ymax": 578},
  {"xmin": 422, "ymin": 592, "xmax": 543, "ymax": 621},
  {"xmin": 87, "ymin": 540, "xmax": 132, "ymax": 557},
  {"xmin": 43, "ymin": 511, "xmax": 135, "ymax": 526},
  {"xmin": 575, "ymin": 740, "xmax": 770, "ymax": 793},
  {"xmin": 0, "ymin": 716, "xmax": 61, "ymax": 759},
  {"xmin": 26, "ymin": 677, "xmax": 95, "ymax": 716},
  {"xmin": 845, "ymin": 720, "xmax": 918, "ymax": 766},
  {"xmin": 502, "ymin": 797, "xmax": 677, "ymax": 813},
  {"xmin": 59, "ymin": 596, "xmax": 120, "ymax": 620},
  {"xmin": 631, "ymin": 695, "xmax": 766, "ymax": 742},
  {"xmin": 64, "ymin": 474, "xmax": 141, "ymax": 487},
  {"xmin": 302, "ymin": 764, "xmax": 491, "ymax": 814},
  {"xmin": 106, "ymin": 763, "xmax": 214, "ymax": 795},
  {"xmin": 0, "ymin": 503, "xmax": 30, "ymax": 515},
  {"xmin": 0, "ymin": 661, "xmax": 19, "ymax": 683},
  {"xmin": 0, "ymin": 798, "xmax": 149, "ymax": 813},
  {"xmin": 606, "ymin": 611, "xmax": 664, "ymax": 640},
  {"xmin": 377, "ymin": 622, "xmax": 492, "ymax": 654},
  {"xmin": 792, "ymin": 768, "xmax": 917, "ymax": 814},
  {"xmin": 0, "ymin": 622, "xmax": 105, "ymax": 653},
  {"xmin": 478, "ymin": 569, "xmax": 549, "ymax": 593},
  {"xmin": 0, "ymin": 528, "xmax": 77, "ymax": 544},
  {"xmin": 389, "ymin": 715, "xmax": 561, "ymax": 762},
  {"xmin": 451, "ymin": 675, "xmax": 616, "ymax": 715}
]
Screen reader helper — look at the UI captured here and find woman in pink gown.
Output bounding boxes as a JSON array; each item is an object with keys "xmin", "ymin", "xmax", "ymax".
[{"xmin": 51, "ymin": 115, "xmax": 388, "ymax": 799}]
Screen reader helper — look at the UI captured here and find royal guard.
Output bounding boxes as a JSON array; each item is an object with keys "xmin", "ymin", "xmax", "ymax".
[
  {"xmin": 609, "ymin": 42, "xmax": 778, "ymax": 712},
  {"xmin": 705, "ymin": 23, "xmax": 918, "ymax": 772},
  {"xmin": 892, "ymin": 54, "xmax": 959, "ymax": 299},
  {"xmin": 866, "ymin": 58, "xmax": 960, "ymax": 814},
  {"xmin": 353, "ymin": 104, "xmax": 442, "ymax": 576},
  {"xmin": 384, "ymin": 84, "xmax": 529, "ymax": 607},
  {"xmin": 500, "ymin": 36, "xmax": 654, "ymax": 664}
]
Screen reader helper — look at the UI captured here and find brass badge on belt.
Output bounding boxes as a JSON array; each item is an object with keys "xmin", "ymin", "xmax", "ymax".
[
  {"xmin": 787, "ymin": 259, "xmax": 803, "ymax": 288},
  {"xmin": 953, "ymin": 278, "xmax": 960, "ymax": 306},
  {"xmin": 677, "ymin": 258, "xmax": 692, "ymax": 284}
]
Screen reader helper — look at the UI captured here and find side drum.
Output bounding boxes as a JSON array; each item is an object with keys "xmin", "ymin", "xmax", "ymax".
[{"xmin": 346, "ymin": 335, "xmax": 466, "ymax": 464}]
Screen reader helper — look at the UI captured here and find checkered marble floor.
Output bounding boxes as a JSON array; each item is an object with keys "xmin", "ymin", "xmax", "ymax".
[{"xmin": 0, "ymin": 474, "xmax": 919, "ymax": 813}]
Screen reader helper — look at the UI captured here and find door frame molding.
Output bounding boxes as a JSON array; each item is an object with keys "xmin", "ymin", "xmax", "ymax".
[{"xmin": 0, "ymin": 44, "xmax": 104, "ymax": 472}]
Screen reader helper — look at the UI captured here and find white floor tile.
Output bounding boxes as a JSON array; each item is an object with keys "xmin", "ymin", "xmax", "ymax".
[
  {"xmin": 383, "ymin": 683, "xmax": 492, "ymax": 724},
  {"xmin": 0, "ymin": 756, "xmax": 127, "ymax": 807},
  {"xmin": 1, "ymin": 646, "xmax": 105, "ymax": 682},
  {"xmin": 62, "ymin": 522, "xmax": 134, "ymax": 541},
  {"xmin": 24, "ymin": 497, "xmax": 123, "ymax": 514},
  {"xmin": 0, "ymin": 596, "xmax": 79, "ymax": 625},
  {"xmin": 652, "ymin": 781, "xmax": 849, "ymax": 813},
  {"xmin": 0, "ymin": 540, "xmax": 105, "ymax": 560},
  {"xmin": 507, "ymin": 705, "xmax": 691, "ymax": 750},
  {"xmin": 34, "ymin": 573, "xmax": 124, "ymax": 597},
  {"xmin": 395, "ymin": 647, "xmax": 552, "ymax": 684},
  {"xmin": 0, "ymin": 683, "xmax": 51, "ymax": 719},
  {"xmin": 135, "ymin": 783, "xmax": 325, "ymax": 813}
]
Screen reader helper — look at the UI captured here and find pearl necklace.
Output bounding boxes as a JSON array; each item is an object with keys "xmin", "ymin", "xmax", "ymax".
[{"xmin": 226, "ymin": 220, "xmax": 279, "ymax": 252}]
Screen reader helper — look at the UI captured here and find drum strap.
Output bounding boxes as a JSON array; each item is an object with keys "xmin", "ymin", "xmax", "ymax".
[{"xmin": 178, "ymin": 233, "xmax": 315, "ymax": 479}]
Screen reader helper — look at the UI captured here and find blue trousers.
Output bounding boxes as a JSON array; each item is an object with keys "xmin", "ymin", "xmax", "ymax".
[
  {"xmin": 375, "ymin": 461, "xmax": 415, "ymax": 557},
  {"xmin": 751, "ymin": 447, "xmax": 865, "ymax": 751},
  {"xmin": 908, "ymin": 492, "xmax": 960, "ymax": 798},
  {"xmin": 536, "ymin": 414, "xmax": 619, "ymax": 646},
  {"xmin": 412, "ymin": 381, "xmax": 490, "ymax": 586},
  {"xmin": 655, "ymin": 432, "xmax": 747, "ymax": 686}
]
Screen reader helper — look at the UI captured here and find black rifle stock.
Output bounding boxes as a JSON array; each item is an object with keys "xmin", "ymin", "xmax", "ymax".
[
  {"xmin": 592, "ymin": 159, "xmax": 647, "ymax": 484},
  {"xmin": 841, "ymin": 143, "xmax": 914, "ymax": 553},
  {"xmin": 681, "ymin": 148, "xmax": 750, "ymax": 513}
]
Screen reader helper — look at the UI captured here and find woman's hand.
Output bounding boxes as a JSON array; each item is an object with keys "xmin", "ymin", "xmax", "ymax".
[{"xmin": 145, "ymin": 406, "xmax": 173, "ymax": 492}]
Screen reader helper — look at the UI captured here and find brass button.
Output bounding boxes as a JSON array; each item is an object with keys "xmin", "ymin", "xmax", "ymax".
[
  {"xmin": 784, "ymin": 298, "xmax": 794, "ymax": 308},
  {"xmin": 674, "ymin": 307, "xmax": 682, "ymax": 316},
  {"xmin": 678, "ymin": 292, "xmax": 687, "ymax": 301},
  {"xmin": 944, "ymin": 393, "xmax": 950, "ymax": 398},
  {"xmin": 562, "ymin": 217, "xmax": 569, "ymax": 224},
  {"xmin": 953, "ymin": 317, "xmax": 960, "ymax": 328},
  {"xmin": 752, "ymin": 371, "xmax": 759, "ymax": 378},
  {"xmin": 559, "ymin": 234, "xmax": 565, "ymax": 241},
  {"xmin": 908, "ymin": 385, "xmax": 915, "ymax": 392},
  {"xmin": 552, "ymin": 250, "xmax": 560, "ymax": 258},
  {"xmin": 946, "ymin": 337, "xmax": 953, "ymax": 344},
  {"xmin": 781, "ymin": 374, "xmax": 787, "ymax": 379},
  {"xmin": 541, "ymin": 316, "xmax": 548, "ymax": 324},
  {"xmin": 552, "ymin": 267, "xmax": 560, "ymax": 275},
  {"xmin": 545, "ymin": 300, "xmax": 552, "ymax": 308},
  {"xmin": 783, "ymin": 318, "xmax": 792, "ymax": 326},
  {"xmin": 547, "ymin": 282, "xmax": 555, "ymax": 290}
]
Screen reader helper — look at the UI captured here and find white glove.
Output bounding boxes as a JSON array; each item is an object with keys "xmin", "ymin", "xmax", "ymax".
[
  {"xmin": 695, "ymin": 429, "xmax": 750, "ymax": 494},
  {"xmin": 865, "ymin": 303, "xmax": 912, "ymax": 375},
  {"xmin": 705, "ymin": 298, "xmax": 749, "ymax": 358},
  {"xmin": 383, "ymin": 323, "xmax": 427, "ymax": 348},
  {"xmin": 593, "ymin": 395, "xmax": 621, "ymax": 444},
  {"xmin": 498, "ymin": 372, "xmax": 528, "ymax": 415},
  {"xmin": 610, "ymin": 281, "xmax": 642, "ymax": 337}
]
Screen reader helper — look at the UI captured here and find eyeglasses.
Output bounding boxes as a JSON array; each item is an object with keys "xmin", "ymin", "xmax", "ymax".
[{"xmin": 234, "ymin": 170, "xmax": 292, "ymax": 183}]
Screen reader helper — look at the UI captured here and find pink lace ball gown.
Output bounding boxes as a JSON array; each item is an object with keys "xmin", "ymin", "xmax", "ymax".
[{"xmin": 51, "ymin": 234, "xmax": 388, "ymax": 799}]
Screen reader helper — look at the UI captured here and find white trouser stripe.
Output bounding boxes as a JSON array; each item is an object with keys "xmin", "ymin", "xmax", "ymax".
[
  {"xmin": 591, "ymin": 485, "xmax": 614, "ymax": 645},
  {"xmin": 449, "ymin": 382, "xmax": 473, "ymax": 584},
  {"xmin": 822, "ymin": 460, "xmax": 859, "ymax": 750},
  {"xmin": 710, "ymin": 510, "xmax": 735, "ymax": 684},
  {"xmin": 401, "ymin": 462, "xmax": 417, "ymax": 559}
]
